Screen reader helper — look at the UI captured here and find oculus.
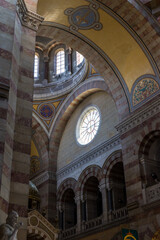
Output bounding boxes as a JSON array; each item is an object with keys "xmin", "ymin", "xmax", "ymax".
[{"xmin": 76, "ymin": 106, "xmax": 100, "ymax": 145}]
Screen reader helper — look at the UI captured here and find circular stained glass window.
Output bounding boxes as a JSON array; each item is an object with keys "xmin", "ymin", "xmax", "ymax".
[{"xmin": 76, "ymin": 106, "xmax": 100, "ymax": 145}]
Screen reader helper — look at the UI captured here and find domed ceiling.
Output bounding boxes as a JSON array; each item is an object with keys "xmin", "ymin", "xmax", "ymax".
[{"xmin": 37, "ymin": 0, "xmax": 159, "ymax": 94}]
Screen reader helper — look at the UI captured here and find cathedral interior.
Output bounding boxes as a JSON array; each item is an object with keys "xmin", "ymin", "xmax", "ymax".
[{"xmin": 0, "ymin": 0, "xmax": 160, "ymax": 239}]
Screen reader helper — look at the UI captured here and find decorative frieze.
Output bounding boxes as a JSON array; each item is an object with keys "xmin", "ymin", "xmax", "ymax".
[
  {"xmin": 116, "ymin": 96, "xmax": 160, "ymax": 135},
  {"xmin": 57, "ymin": 134, "xmax": 120, "ymax": 181},
  {"xmin": 16, "ymin": 0, "xmax": 44, "ymax": 31},
  {"xmin": 32, "ymin": 171, "xmax": 56, "ymax": 187}
]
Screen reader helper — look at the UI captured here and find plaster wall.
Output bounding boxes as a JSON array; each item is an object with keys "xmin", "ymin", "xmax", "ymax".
[{"xmin": 57, "ymin": 91, "xmax": 119, "ymax": 170}]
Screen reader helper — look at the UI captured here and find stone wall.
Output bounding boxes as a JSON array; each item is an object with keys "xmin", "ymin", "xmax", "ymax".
[
  {"xmin": 0, "ymin": 1, "xmax": 42, "ymax": 239},
  {"xmin": 57, "ymin": 91, "xmax": 119, "ymax": 170}
]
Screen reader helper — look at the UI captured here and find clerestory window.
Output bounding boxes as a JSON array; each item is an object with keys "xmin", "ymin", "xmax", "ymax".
[
  {"xmin": 56, "ymin": 50, "xmax": 65, "ymax": 75},
  {"xmin": 34, "ymin": 53, "xmax": 39, "ymax": 79}
]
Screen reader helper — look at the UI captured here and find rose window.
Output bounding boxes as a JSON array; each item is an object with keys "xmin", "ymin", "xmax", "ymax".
[{"xmin": 76, "ymin": 106, "xmax": 100, "ymax": 145}]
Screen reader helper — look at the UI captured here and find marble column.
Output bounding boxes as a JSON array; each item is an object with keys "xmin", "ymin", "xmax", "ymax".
[
  {"xmin": 44, "ymin": 55, "xmax": 49, "ymax": 83},
  {"xmin": 0, "ymin": 1, "xmax": 43, "ymax": 239},
  {"xmin": 99, "ymin": 179, "xmax": 108, "ymax": 222},
  {"xmin": 75, "ymin": 192, "xmax": 82, "ymax": 232}
]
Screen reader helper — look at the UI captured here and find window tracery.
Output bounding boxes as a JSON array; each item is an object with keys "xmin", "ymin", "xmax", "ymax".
[{"xmin": 76, "ymin": 106, "xmax": 100, "ymax": 145}]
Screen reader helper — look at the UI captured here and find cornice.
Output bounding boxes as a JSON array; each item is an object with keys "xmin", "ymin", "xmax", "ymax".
[
  {"xmin": 57, "ymin": 134, "xmax": 121, "ymax": 181},
  {"xmin": 16, "ymin": 0, "xmax": 44, "ymax": 31},
  {"xmin": 32, "ymin": 171, "xmax": 56, "ymax": 186},
  {"xmin": 116, "ymin": 96, "xmax": 160, "ymax": 135}
]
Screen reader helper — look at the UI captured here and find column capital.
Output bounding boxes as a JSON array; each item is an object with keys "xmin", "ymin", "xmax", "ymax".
[
  {"xmin": 57, "ymin": 201, "xmax": 64, "ymax": 211},
  {"xmin": 16, "ymin": 0, "xmax": 44, "ymax": 31},
  {"xmin": 99, "ymin": 178, "xmax": 106, "ymax": 191},
  {"xmin": 44, "ymin": 56, "xmax": 49, "ymax": 62},
  {"xmin": 140, "ymin": 157, "xmax": 145, "ymax": 165},
  {"xmin": 74, "ymin": 192, "xmax": 81, "ymax": 203}
]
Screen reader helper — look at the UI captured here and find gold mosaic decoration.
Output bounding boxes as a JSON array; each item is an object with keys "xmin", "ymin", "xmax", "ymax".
[
  {"xmin": 152, "ymin": 229, "xmax": 160, "ymax": 240},
  {"xmin": 30, "ymin": 156, "xmax": 40, "ymax": 174},
  {"xmin": 132, "ymin": 78, "xmax": 159, "ymax": 106}
]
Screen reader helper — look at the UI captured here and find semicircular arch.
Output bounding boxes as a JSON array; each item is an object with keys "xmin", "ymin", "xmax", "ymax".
[
  {"xmin": 102, "ymin": 150, "xmax": 122, "ymax": 180},
  {"xmin": 77, "ymin": 165, "xmax": 102, "ymax": 197},
  {"xmin": 57, "ymin": 178, "xmax": 77, "ymax": 202},
  {"xmin": 48, "ymin": 79, "xmax": 112, "ymax": 170}
]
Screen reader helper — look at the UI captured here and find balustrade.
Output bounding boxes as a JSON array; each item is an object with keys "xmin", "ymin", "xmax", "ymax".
[
  {"xmin": 145, "ymin": 182, "xmax": 160, "ymax": 203},
  {"xmin": 60, "ymin": 206, "xmax": 128, "ymax": 239},
  {"xmin": 60, "ymin": 226, "xmax": 76, "ymax": 239},
  {"xmin": 81, "ymin": 216, "xmax": 103, "ymax": 231},
  {"xmin": 109, "ymin": 207, "xmax": 128, "ymax": 221}
]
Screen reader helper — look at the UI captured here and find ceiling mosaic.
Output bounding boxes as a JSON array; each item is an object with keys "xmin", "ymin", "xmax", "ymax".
[
  {"xmin": 64, "ymin": 3, "xmax": 102, "ymax": 31},
  {"xmin": 33, "ymin": 97, "xmax": 66, "ymax": 133},
  {"xmin": 132, "ymin": 78, "xmax": 159, "ymax": 108},
  {"xmin": 37, "ymin": 0, "xmax": 159, "ymax": 95}
]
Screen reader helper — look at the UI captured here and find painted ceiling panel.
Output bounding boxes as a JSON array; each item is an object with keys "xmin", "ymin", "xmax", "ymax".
[
  {"xmin": 37, "ymin": 0, "xmax": 155, "ymax": 92},
  {"xmin": 31, "ymin": 140, "xmax": 39, "ymax": 157}
]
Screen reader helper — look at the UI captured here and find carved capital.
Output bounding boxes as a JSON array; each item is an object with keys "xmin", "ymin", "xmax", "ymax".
[{"xmin": 16, "ymin": 0, "xmax": 44, "ymax": 31}]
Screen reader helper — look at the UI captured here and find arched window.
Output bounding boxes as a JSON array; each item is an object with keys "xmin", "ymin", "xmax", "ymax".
[
  {"xmin": 56, "ymin": 50, "xmax": 65, "ymax": 75},
  {"xmin": 34, "ymin": 53, "xmax": 39, "ymax": 79},
  {"xmin": 83, "ymin": 176, "xmax": 102, "ymax": 220},
  {"xmin": 76, "ymin": 52, "xmax": 84, "ymax": 66}
]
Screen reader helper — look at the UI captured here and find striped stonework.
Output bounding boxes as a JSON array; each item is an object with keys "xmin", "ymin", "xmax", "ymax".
[
  {"xmin": 78, "ymin": 165, "xmax": 102, "ymax": 196},
  {"xmin": 37, "ymin": 26, "xmax": 129, "ymax": 120},
  {"xmin": 117, "ymin": 109, "xmax": 160, "ymax": 208},
  {"xmin": 32, "ymin": 117, "xmax": 49, "ymax": 171},
  {"xmin": 57, "ymin": 178, "xmax": 77, "ymax": 202},
  {"xmin": 0, "ymin": 1, "xmax": 43, "ymax": 239},
  {"xmin": 102, "ymin": 150, "xmax": 122, "ymax": 179}
]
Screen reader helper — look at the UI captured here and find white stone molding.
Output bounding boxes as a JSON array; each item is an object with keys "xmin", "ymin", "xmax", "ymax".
[
  {"xmin": 116, "ymin": 96, "xmax": 160, "ymax": 135},
  {"xmin": 32, "ymin": 171, "xmax": 56, "ymax": 186},
  {"xmin": 57, "ymin": 134, "xmax": 120, "ymax": 181},
  {"xmin": 16, "ymin": 0, "xmax": 44, "ymax": 31}
]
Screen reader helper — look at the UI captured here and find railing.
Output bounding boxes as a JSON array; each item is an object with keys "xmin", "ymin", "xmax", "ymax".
[
  {"xmin": 27, "ymin": 210, "xmax": 59, "ymax": 240},
  {"xmin": 145, "ymin": 182, "xmax": 160, "ymax": 203},
  {"xmin": 81, "ymin": 216, "xmax": 102, "ymax": 231},
  {"xmin": 59, "ymin": 226, "xmax": 76, "ymax": 239},
  {"xmin": 109, "ymin": 207, "xmax": 128, "ymax": 221},
  {"xmin": 60, "ymin": 208, "xmax": 128, "ymax": 239}
]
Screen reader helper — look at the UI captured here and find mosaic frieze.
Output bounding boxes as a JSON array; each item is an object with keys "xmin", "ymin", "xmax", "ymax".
[
  {"xmin": 64, "ymin": 2, "xmax": 102, "ymax": 31},
  {"xmin": 132, "ymin": 79, "xmax": 159, "ymax": 106}
]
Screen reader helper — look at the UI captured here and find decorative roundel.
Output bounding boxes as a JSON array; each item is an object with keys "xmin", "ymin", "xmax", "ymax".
[
  {"xmin": 64, "ymin": 4, "xmax": 102, "ymax": 31},
  {"xmin": 72, "ymin": 7, "xmax": 96, "ymax": 28},
  {"xmin": 76, "ymin": 106, "xmax": 100, "ymax": 145},
  {"xmin": 39, "ymin": 104, "xmax": 54, "ymax": 118}
]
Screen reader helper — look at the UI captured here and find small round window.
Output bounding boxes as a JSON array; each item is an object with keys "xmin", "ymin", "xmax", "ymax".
[{"xmin": 76, "ymin": 106, "xmax": 100, "ymax": 145}]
